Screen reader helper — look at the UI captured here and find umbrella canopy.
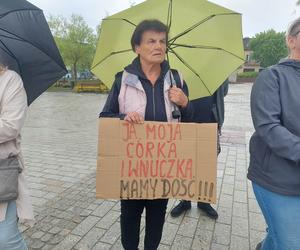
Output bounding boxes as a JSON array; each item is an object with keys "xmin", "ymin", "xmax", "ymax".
[
  {"xmin": 91, "ymin": 0, "xmax": 244, "ymax": 100},
  {"xmin": 0, "ymin": 0, "xmax": 67, "ymax": 105}
]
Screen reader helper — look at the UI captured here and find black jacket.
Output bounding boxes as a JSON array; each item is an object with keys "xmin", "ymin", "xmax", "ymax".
[{"xmin": 190, "ymin": 80, "xmax": 228, "ymax": 124}]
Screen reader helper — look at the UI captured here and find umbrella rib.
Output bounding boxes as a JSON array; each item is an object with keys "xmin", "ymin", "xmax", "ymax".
[
  {"xmin": 170, "ymin": 43, "xmax": 245, "ymax": 61},
  {"xmin": 0, "ymin": 39, "xmax": 15, "ymax": 58},
  {"xmin": 0, "ymin": 28, "xmax": 66, "ymax": 71},
  {"xmin": 167, "ymin": 0, "xmax": 173, "ymax": 32},
  {"xmin": 169, "ymin": 12, "xmax": 240, "ymax": 45},
  {"xmin": 0, "ymin": 40, "xmax": 22, "ymax": 73},
  {"xmin": 103, "ymin": 18, "xmax": 137, "ymax": 27},
  {"xmin": 0, "ymin": 9, "xmax": 41, "ymax": 19},
  {"xmin": 91, "ymin": 49, "xmax": 132, "ymax": 70},
  {"xmin": 167, "ymin": 48, "xmax": 211, "ymax": 95}
]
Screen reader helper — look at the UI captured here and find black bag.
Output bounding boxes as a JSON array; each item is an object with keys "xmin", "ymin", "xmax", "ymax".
[{"xmin": 0, "ymin": 156, "xmax": 22, "ymax": 202}]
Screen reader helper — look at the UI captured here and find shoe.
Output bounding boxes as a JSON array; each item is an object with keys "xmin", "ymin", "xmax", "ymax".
[
  {"xmin": 255, "ymin": 241, "xmax": 262, "ymax": 250},
  {"xmin": 170, "ymin": 200, "xmax": 191, "ymax": 217},
  {"xmin": 197, "ymin": 202, "xmax": 218, "ymax": 219}
]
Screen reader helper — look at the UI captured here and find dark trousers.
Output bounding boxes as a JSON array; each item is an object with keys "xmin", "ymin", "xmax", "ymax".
[{"xmin": 120, "ymin": 199, "xmax": 168, "ymax": 250}]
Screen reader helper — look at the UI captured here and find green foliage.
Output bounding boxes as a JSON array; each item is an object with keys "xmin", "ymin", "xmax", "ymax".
[
  {"xmin": 96, "ymin": 22, "xmax": 102, "ymax": 40},
  {"xmin": 48, "ymin": 14, "xmax": 97, "ymax": 83},
  {"xmin": 48, "ymin": 15, "xmax": 67, "ymax": 37},
  {"xmin": 237, "ymin": 71, "xmax": 259, "ymax": 78},
  {"xmin": 249, "ymin": 29, "xmax": 288, "ymax": 67}
]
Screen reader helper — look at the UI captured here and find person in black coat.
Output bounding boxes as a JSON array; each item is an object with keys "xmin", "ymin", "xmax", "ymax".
[{"xmin": 170, "ymin": 80, "xmax": 229, "ymax": 219}]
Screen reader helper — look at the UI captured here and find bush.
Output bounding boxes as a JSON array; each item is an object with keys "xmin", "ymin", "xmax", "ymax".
[
  {"xmin": 73, "ymin": 80, "xmax": 109, "ymax": 93},
  {"xmin": 237, "ymin": 71, "xmax": 259, "ymax": 78}
]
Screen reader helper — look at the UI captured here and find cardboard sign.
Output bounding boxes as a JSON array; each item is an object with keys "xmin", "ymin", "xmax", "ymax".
[{"xmin": 96, "ymin": 118, "xmax": 217, "ymax": 203}]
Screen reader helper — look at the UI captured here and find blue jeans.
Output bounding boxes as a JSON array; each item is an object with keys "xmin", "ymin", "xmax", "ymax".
[
  {"xmin": 0, "ymin": 201, "xmax": 27, "ymax": 250},
  {"xmin": 253, "ymin": 182, "xmax": 300, "ymax": 250}
]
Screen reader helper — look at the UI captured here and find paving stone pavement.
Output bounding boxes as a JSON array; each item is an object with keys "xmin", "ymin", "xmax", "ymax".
[{"xmin": 20, "ymin": 84, "xmax": 266, "ymax": 250}]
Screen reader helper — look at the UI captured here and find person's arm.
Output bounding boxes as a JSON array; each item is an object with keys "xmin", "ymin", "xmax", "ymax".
[
  {"xmin": 251, "ymin": 68, "xmax": 300, "ymax": 163},
  {"xmin": 0, "ymin": 72, "xmax": 27, "ymax": 143},
  {"xmin": 99, "ymin": 73, "xmax": 126, "ymax": 119}
]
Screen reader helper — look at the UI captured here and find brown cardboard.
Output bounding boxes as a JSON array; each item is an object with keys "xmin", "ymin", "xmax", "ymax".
[{"xmin": 96, "ymin": 118, "xmax": 217, "ymax": 203}]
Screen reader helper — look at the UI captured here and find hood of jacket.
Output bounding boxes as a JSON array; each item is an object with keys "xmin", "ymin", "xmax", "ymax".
[{"xmin": 278, "ymin": 58, "xmax": 300, "ymax": 70}]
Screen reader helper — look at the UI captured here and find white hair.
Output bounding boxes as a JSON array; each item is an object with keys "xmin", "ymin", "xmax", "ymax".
[
  {"xmin": 287, "ymin": 17, "xmax": 300, "ymax": 37},
  {"xmin": 286, "ymin": 17, "xmax": 300, "ymax": 55}
]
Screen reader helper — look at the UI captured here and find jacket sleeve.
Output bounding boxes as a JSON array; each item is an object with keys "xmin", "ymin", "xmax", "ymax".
[
  {"xmin": 0, "ymin": 72, "xmax": 27, "ymax": 143},
  {"xmin": 251, "ymin": 68, "xmax": 300, "ymax": 163},
  {"xmin": 99, "ymin": 73, "xmax": 126, "ymax": 119},
  {"xmin": 180, "ymin": 80, "xmax": 194, "ymax": 122}
]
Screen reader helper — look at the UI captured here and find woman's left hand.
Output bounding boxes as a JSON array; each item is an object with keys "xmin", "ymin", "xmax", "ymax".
[{"xmin": 168, "ymin": 86, "xmax": 188, "ymax": 108}]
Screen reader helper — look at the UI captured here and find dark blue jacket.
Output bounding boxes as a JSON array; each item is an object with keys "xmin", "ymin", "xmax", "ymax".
[
  {"xmin": 190, "ymin": 80, "xmax": 228, "ymax": 124},
  {"xmin": 190, "ymin": 96, "xmax": 215, "ymax": 123}
]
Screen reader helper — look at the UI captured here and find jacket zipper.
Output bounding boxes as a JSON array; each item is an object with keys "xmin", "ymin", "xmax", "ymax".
[{"xmin": 152, "ymin": 86, "xmax": 156, "ymax": 120}]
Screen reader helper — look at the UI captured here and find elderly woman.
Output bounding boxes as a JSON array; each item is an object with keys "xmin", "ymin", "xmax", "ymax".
[
  {"xmin": 0, "ymin": 62, "xmax": 34, "ymax": 249},
  {"xmin": 100, "ymin": 19, "xmax": 193, "ymax": 250},
  {"xmin": 248, "ymin": 17, "xmax": 300, "ymax": 250}
]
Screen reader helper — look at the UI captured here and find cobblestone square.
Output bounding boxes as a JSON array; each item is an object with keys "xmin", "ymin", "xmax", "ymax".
[{"xmin": 21, "ymin": 84, "xmax": 266, "ymax": 249}]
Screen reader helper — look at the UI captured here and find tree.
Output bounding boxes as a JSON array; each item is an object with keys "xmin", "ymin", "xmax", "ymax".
[
  {"xmin": 297, "ymin": 0, "xmax": 300, "ymax": 5},
  {"xmin": 249, "ymin": 29, "xmax": 288, "ymax": 68},
  {"xmin": 48, "ymin": 14, "xmax": 96, "ymax": 86},
  {"xmin": 96, "ymin": 22, "xmax": 102, "ymax": 39}
]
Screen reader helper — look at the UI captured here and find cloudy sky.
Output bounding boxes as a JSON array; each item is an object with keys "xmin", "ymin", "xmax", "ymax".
[{"xmin": 29, "ymin": 0, "xmax": 300, "ymax": 37}]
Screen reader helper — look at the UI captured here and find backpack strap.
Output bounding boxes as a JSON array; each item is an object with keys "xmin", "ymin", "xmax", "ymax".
[{"xmin": 170, "ymin": 69, "xmax": 183, "ymax": 89}]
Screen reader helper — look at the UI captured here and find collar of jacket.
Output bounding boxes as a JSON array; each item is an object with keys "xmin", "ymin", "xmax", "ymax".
[
  {"xmin": 123, "ymin": 57, "xmax": 173, "ymax": 91},
  {"xmin": 278, "ymin": 58, "xmax": 300, "ymax": 70}
]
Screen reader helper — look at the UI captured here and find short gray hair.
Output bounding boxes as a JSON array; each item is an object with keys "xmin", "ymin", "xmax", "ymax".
[{"xmin": 287, "ymin": 17, "xmax": 300, "ymax": 37}]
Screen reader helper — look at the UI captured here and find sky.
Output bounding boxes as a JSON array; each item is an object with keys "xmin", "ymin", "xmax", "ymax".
[{"xmin": 29, "ymin": 0, "xmax": 300, "ymax": 37}]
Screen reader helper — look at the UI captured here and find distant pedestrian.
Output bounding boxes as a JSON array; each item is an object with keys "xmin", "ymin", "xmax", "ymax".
[{"xmin": 170, "ymin": 79, "xmax": 229, "ymax": 219}]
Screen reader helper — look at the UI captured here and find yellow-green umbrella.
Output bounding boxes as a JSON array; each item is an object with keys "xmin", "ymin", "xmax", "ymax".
[{"xmin": 91, "ymin": 0, "xmax": 244, "ymax": 99}]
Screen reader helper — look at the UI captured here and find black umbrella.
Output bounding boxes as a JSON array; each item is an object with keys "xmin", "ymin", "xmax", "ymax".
[{"xmin": 0, "ymin": 0, "xmax": 67, "ymax": 105}]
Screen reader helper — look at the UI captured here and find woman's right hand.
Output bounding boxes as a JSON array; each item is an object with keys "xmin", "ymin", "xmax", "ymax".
[{"xmin": 124, "ymin": 112, "xmax": 144, "ymax": 124}]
